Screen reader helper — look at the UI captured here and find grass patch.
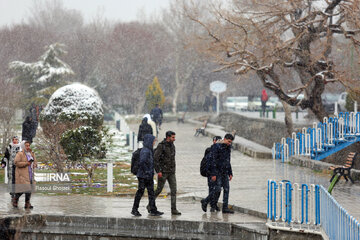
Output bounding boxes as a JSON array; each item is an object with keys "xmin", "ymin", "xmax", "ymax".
[{"xmin": 0, "ymin": 168, "xmax": 4, "ymax": 183}]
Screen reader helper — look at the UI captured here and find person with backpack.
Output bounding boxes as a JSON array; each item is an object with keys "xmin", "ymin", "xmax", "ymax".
[
  {"xmin": 203, "ymin": 133, "xmax": 235, "ymax": 214},
  {"xmin": 131, "ymin": 134, "xmax": 163, "ymax": 217},
  {"xmin": 261, "ymin": 89, "xmax": 269, "ymax": 117},
  {"xmin": 200, "ymin": 136, "xmax": 222, "ymax": 212},
  {"xmin": 152, "ymin": 131, "xmax": 181, "ymax": 215}
]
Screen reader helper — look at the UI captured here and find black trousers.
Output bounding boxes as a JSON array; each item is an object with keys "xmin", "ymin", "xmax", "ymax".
[
  {"xmin": 15, "ymin": 192, "xmax": 31, "ymax": 202},
  {"xmin": 133, "ymin": 177, "xmax": 157, "ymax": 212}
]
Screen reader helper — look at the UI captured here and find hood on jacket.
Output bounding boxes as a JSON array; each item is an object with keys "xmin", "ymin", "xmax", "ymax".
[
  {"xmin": 142, "ymin": 117, "xmax": 148, "ymax": 124},
  {"xmin": 143, "ymin": 114, "xmax": 152, "ymax": 122},
  {"xmin": 143, "ymin": 134, "xmax": 155, "ymax": 149}
]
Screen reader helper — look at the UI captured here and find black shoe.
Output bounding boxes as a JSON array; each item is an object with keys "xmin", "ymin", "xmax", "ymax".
[
  {"xmin": 214, "ymin": 205, "xmax": 220, "ymax": 212},
  {"xmin": 171, "ymin": 209, "xmax": 181, "ymax": 215},
  {"xmin": 210, "ymin": 207, "xmax": 216, "ymax": 212},
  {"xmin": 222, "ymin": 208, "xmax": 234, "ymax": 214},
  {"xmin": 200, "ymin": 199, "xmax": 207, "ymax": 212},
  {"xmin": 131, "ymin": 209, "xmax": 142, "ymax": 217},
  {"xmin": 150, "ymin": 210, "xmax": 164, "ymax": 216}
]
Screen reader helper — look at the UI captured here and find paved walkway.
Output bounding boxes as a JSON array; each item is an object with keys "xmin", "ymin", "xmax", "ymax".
[{"xmin": 144, "ymin": 120, "xmax": 360, "ymax": 221}]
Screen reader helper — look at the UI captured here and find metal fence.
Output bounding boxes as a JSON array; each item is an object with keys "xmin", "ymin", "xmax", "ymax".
[
  {"xmin": 272, "ymin": 111, "xmax": 360, "ymax": 161},
  {"xmin": 267, "ymin": 180, "xmax": 360, "ymax": 239},
  {"xmin": 319, "ymin": 185, "xmax": 360, "ymax": 240}
]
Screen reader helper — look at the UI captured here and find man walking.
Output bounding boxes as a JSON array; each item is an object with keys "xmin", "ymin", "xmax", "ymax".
[
  {"xmin": 131, "ymin": 134, "xmax": 163, "ymax": 217},
  {"xmin": 153, "ymin": 131, "xmax": 181, "ymax": 215},
  {"xmin": 150, "ymin": 104, "xmax": 163, "ymax": 130},
  {"xmin": 200, "ymin": 136, "xmax": 222, "ymax": 212},
  {"xmin": 205, "ymin": 133, "xmax": 235, "ymax": 213}
]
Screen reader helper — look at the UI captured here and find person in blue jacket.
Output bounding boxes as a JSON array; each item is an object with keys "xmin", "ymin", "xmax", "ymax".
[
  {"xmin": 207, "ymin": 133, "xmax": 235, "ymax": 213},
  {"xmin": 131, "ymin": 134, "xmax": 164, "ymax": 217}
]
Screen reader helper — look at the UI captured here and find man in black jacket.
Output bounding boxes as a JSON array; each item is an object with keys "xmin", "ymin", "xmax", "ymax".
[
  {"xmin": 200, "ymin": 136, "xmax": 222, "ymax": 212},
  {"xmin": 137, "ymin": 117, "xmax": 153, "ymax": 145},
  {"xmin": 206, "ymin": 133, "xmax": 235, "ymax": 214},
  {"xmin": 153, "ymin": 131, "xmax": 181, "ymax": 215}
]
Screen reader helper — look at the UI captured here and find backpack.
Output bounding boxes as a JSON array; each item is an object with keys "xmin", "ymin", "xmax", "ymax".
[
  {"xmin": 131, "ymin": 148, "xmax": 142, "ymax": 175},
  {"xmin": 200, "ymin": 152, "xmax": 211, "ymax": 177}
]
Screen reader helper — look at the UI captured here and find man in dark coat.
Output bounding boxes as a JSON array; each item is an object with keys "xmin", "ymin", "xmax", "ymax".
[
  {"xmin": 22, "ymin": 116, "xmax": 33, "ymax": 143},
  {"xmin": 200, "ymin": 136, "xmax": 222, "ymax": 212},
  {"xmin": 131, "ymin": 134, "xmax": 163, "ymax": 217},
  {"xmin": 137, "ymin": 117, "xmax": 153, "ymax": 143},
  {"xmin": 206, "ymin": 133, "xmax": 235, "ymax": 213},
  {"xmin": 153, "ymin": 131, "xmax": 181, "ymax": 215},
  {"xmin": 150, "ymin": 104, "xmax": 163, "ymax": 129}
]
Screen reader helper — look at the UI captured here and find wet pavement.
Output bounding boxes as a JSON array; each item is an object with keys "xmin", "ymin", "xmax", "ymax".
[{"xmin": 1, "ymin": 115, "xmax": 359, "ymax": 225}]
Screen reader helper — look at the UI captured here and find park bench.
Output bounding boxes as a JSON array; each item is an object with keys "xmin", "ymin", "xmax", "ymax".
[
  {"xmin": 194, "ymin": 120, "xmax": 208, "ymax": 137},
  {"xmin": 329, "ymin": 152, "xmax": 358, "ymax": 184},
  {"xmin": 177, "ymin": 112, "xmax": 186, "ymax": 123}
]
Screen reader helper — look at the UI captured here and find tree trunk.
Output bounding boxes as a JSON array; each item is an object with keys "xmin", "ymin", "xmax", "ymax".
[{"xmin": 282, "ymin": 101, "xmax": 294, "ymax": 136}]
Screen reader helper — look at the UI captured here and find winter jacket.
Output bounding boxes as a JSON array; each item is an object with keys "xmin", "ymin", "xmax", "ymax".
[
  {"xmin": 137, "ymin": 118, "xmax": 153, "ymax": 142},
  {"xmin": 150, "ymin": 107, "xmax": 163, "ymax": 122},
  {"xmin": 14, "ymin": 149, "xmax": 37, "ymax": 193},
  {"xmin": 143, "ymin": 114, "xmax": 157, "ymax": 137},
  {"xmin": 154, "ymin": 139, "xmax": 176, "ymax": 174},
  {"xmin": 137, "ymin": 134, "xmax": 156, "ymax": 179},
  {"xmin": 1, "ymin": 143, "xmax": 21, "ymax": 182},
  {"xmin": 22, "ymin": 117, "xmax": 33, "ymax": 142},
  {"xmin": 208, "ymin": 143, "xmax": 233, "ymax": 177}
]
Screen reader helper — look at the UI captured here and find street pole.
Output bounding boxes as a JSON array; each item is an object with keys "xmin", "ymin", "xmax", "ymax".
[
  {"xmin": 216, "ymin": 92, "xmax": 220, "ymax": 116},
  {"xmin": 107, "ymin": 160, "xmax": 113, "ymax": 192}
]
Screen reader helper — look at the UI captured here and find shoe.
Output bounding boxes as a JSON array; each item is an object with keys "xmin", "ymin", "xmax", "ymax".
[
  {"xmin": 150, "ymin": 210, "xmax": 164, "ymax": 216},
  {"xmin": 171, "ymin": 209, "xmax": 181, "ymax": 215},
  {"xmin": 210, "ymin": 207, "xmax": 216, "ymax": 212},
  {"xmin": 222, "ymin": 208, "xmax": 234, "ymax": 214},
  {"xmin": 146, "ymin": 204, "xmax": 151, "ymax": 213},
  {"xmin": 24, "ymin": 202, "xmax": 34, "ymax": 209},
  {"xmin": 214, "ymin": 205, "xmax": 220, "ymax": 212},
  {"xmin": 200, "ymin": 199, "xmax": 207, "ymax": 212},
  {"xmin": 131, "ymin": 209, "xmax": 142, "ymax": 217}
]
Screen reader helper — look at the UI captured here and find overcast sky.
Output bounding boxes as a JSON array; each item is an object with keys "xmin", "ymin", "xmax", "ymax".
[{"xmin": 0, "ymin": 0, "xmax": 170, "ymax": 26}]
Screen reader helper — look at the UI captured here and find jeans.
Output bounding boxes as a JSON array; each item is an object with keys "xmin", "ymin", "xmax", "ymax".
[
  {"xmin": 213, "ymin": 174, "xmax": 230, "ymax": 209},
  {"xmin": 203, "ymin": 176, "xmax": 220, "ymax": 208},
  {"xmin": 133, "ymin": 177, "xmax": 157, "ymax": 212}
]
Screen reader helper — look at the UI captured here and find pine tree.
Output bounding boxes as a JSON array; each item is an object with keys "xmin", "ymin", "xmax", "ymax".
[
  {"xmin": 145, "ymin": 76, "xmax": 165, "ymax": 111},
  {"xmin": 9, "ymin": 43, "xmax": 74, "ymax": 108}
]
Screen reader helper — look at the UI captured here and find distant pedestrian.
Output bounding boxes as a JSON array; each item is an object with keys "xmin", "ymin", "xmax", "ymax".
[
  {"xmin": 200, "ymin": 136, "xmax": 222, "ymax": 212},
  {"xmin": 143, "ymin": 114, "xmax": 157, "ymax": 138},
  {"xmin": 137, "ymin": 117, "xmax": 153, "ymax": 147},
  {"xmin": 211, "ymin": 96, "xmax": 217, "ymax": 112},
  {"xmin": 203, "ymin": 96, "xmax": 211, "ymax": 112},
  {"xmin": 261, "ymin": 89, "xmax": 269, "ymax": 117},
  {"xmin": 206, "ymin": 133, "xmax": 235, "ymax": 213},
  {"xmin": 153, "ymin": 131, "xmax": 181, "ymax": 215},
  {"xmin": 150, "ymin": 104, "xmax": 163, "ymax": 130},
  {"xmin": 131, "ymin": 134, "xmax": 164, "ymax": 217},
  {"xmin": 1, "ymin": 136, "xmax": 21, "ymax": 201},
  {"xmin": 13, "ymin": 140, "xmax": 37, "ymax": 209},
  {"xmin": 22, "ymin": 116, "xmax": 33, "ymax": 143}
]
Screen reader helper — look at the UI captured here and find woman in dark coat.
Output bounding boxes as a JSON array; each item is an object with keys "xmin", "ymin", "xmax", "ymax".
[
  {"xmin": 131, "ymin": 134, "xmax": 163, "ymax": 217},
  {"xmin": 22, "ymin": 116, "xmax": 33, "ymax": 143},
  {"xmin": 137, "ymin": 117, "xmax": 153, "ymax": 143}
]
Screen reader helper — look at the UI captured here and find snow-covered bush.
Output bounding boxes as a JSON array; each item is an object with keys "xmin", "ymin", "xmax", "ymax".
[{"xmin": 40, "ymin": 82, "xmax": 104, "ymax": 132}]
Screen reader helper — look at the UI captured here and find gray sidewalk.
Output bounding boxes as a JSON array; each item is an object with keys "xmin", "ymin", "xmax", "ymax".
[{"xmin": 142, "ymin": 121, "xmax": 360, "ymax": 221}]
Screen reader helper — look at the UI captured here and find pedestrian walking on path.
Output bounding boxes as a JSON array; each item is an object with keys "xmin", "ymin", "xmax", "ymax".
[
  {"xmin": 150, "ymin": 104, "xmax": 163, "ymax": 130},
  {"xmin": 200, "ymin": 136, "xmax": 222, "ymax": 212},
  {"xmin": 137, "ymin": 117, "xmax": 153, "ymax": 147},
  {"xmin": 1, "ymin": 136, "xmax": 21, "ymax": 201},
  {"xmin": 153, "ymin": 131, "xmax": 181, "ymax": 215},
  {"xmin": 204, "ymin": 133, "xmax": 235, "ymax": 214},
  {"xmin": 13, "ymin": 140, "xmax": 37, "ymax": 209},
  {"xmin": 261, "ymin": 89, "xmax": 268, "ymax": 117},
  {"xmin": 132, "ymin": 134, "xmax": 163, "ymax": 217}
]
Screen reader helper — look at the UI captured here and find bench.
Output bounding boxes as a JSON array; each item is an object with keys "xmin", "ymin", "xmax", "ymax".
[
  {"xmin": 194, "ymin": 120, "xmax": 208, "ymax": 137},
  {"xmin": 329, "ymin": 152, "xmax": 358, "ymax": 184}
]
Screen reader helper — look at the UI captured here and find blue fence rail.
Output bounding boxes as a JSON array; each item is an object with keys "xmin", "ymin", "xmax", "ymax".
[
  {"xmin": 272, "ymin": 111, "xmax": 360, "ymax": 161},
  {"xmin": 268, "ymin": 180, "xmax": 360, "ymax": 239}
]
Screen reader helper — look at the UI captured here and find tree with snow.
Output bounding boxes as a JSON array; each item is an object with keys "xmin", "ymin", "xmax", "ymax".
[
  {"xmin": 9, "ymin": 43, "xmax": 74, "ymax": 108},
  {"xmin": 182, "ymin": 0, "xmax": 360, "ymax": 134},
  {"xmin": 145, "ymin": 76, "xmax": 165, "ymax": 112}
]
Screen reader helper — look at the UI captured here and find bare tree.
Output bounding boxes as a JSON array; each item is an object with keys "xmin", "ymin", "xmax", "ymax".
[{"xmin": 182, "ymin": 0, "xmax": 360, "ymax": 134}]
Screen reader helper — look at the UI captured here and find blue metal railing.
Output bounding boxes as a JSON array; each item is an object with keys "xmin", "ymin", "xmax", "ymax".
[
  {"xmin": 267, "ymin": 180, "xmax": 360, "ymax": 239},
  {"xmin": 272, "ymin": 111, "xmax": 360, "ymax": 161},
  {"xmin": 319, "ymin": 186, "xmax": 360, "ymax": 240}
]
